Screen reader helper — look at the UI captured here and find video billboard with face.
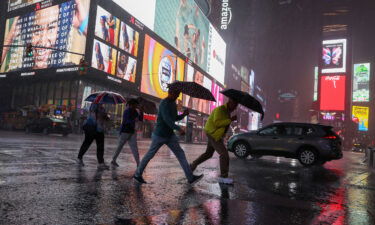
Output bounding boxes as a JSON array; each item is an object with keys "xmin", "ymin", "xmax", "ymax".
[
  {"xmin": 92, "ymin": 39, "xmax": 117, "ymax": 75},
  {"xmin": 320, "ymin": 75, "xmax": 346, "ymax": 111},
  {"xmin": 353, "ymin": 63, "xmax": 370, "ymax": 102},
  {"xmin": 154, "ymin": 0, "xmax": 210, "ymax": 71},
  {"xmin": 321, "ymin": 39, "xmax": 347, "ymax": 74},
  {"xmin": 95, "ymin": 6, "xmax": 120, "ymax": 46},
  {"xmin": 141, "ymin": 35, "xmax": 184, "ymax": 99},
  {"xmin": 119, "ymin": 21, "xmax": 139, "ymax": 57},
  {"xmin": 1, "ymin": 0, "xmax": 91, "ymax": 73},
  {"xmin": 352, "ymin": 106, "xmax": 369, "ymax": 131}
]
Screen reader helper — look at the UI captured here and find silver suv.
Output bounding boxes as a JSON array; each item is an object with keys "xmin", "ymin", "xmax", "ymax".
[{"xmin": 227, "ymin": 122, "xmax": 343, "ymax": 166}]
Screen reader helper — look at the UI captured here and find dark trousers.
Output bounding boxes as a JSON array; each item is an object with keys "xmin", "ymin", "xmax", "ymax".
[
  {"xmin": 190, "ymin": 134, "xmax": 229, "ymax": 178},
  {"xmin": 78, "ymin": 131, "xmax": 105, "ymax": 163}
]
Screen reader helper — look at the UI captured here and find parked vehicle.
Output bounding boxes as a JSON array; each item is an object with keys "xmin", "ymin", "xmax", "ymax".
[
  {"xmin": 25, "ymin": 117, "xmax": 71, "ymax": 136},
  {"xmin": 227, "ymin": 122, "xmax": 343, "ymax": 166}
]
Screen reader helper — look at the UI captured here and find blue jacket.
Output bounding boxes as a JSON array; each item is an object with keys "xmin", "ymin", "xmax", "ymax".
[
  {"xmin": 153, "ymin": 98, "xmax": 185, "ymax": 137},
  {"xmin": 120, "ymin": 107, "xmax": 143, "ymax": 134}
]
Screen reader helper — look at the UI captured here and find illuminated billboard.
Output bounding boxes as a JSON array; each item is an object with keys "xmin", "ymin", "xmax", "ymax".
[
  {"xmin": 91, "ymin": 39, "xmax": 117, "ymax": 76},
  {"xmin": 8, "ymin": 0, "xmax": 43, "ymax": 12},
  {"xmin": 353, "ymin": 63, "xmax": 370, "ymax": 102},
  {"xmin": 154, "ymin": 0, "xmax": 210, "ymax": 71},
  {"xmin": 321, "ymin": 39, "xmax": 347, "ymax": 74},
  {"xmin": 210, "ymin": 82, "xmax": 224, "ymax": 113},
  {"xmin": 320, "ymin": 75, "xmax": 346, "ymax": 111},
  {"xmin": 352, "ymin": 106, "xmax": 369, "ymax": 131},
  {"xmin": 141, "ymin": 35, "xmax": 184, "ymax": 99},
  {"xmin": 116, "ymin": 52, "xmax": 137, "ymax": 82},
  {"xmin": 314, "ymin": 66, "xmax": 318, "ymax": 101},
  {"xmin": 94, "ymin": 6, "xmax": 120, "ymax": 46},
  {"xmin": 207, "ymin": 24, "xmax": 226, "ymax": 85},
  {"xmin": 112, "ymin": 0, "xmax": 156, "ymax": 29},
  {"xmin": 119, "ymin": 21, "xmax": 139, "ymax": 57},
  {"xmin": 1, "ymin": 0, "xmax": 91, "ymax": 73}
]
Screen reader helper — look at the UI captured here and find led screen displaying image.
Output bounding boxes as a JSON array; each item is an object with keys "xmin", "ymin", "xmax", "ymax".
[
  {"xmin": 112, "ymin": 0, "xmax": 156, "ymax": 29},
  {"xmin": 1, "ymin": 0, "xmax": 91, "ymax": 73},
  {"xmin": 154, "ymin": 0, "xmax": 210, "ymax": 71},
  {"xmin": 116, "ymin": 52, "xmax": 136, "ymax": 82},
  {"xmin": 141, "ymin": 35, "xmax": 184, "ymax": 99},
  {"xmin": 92, "ymin": 39, "xmax": 117, "ymax": 75},
  {"xmin": 321, "ymin": 39, "xmax": 347, "ymax": 74},
  {"xmin": 320, "ymin": 75, "xmax": 346, "ymax": 111},
  {"xmin": 210, "ymin": 82, "xmax": 224, "ymax": 113},
  {"xmin": 206, "ymin": 24, "xmax": 226, "ymax": 85},
  {"xmin": 8, "ymin": 0, "xmax": 43, "ymax": 12},
  {"xmin": 95, "ymin": 6, "xmax": 120, "ymax": 46},
  {"xmin": 352, "ymin": 106, "xmax": 369, "ymax": 131},
  {"xmin": 119, "ymin": 21, "xmax": 139, "ymax": 57},
  {"xmin": 353, "ymin": 63, "xmax": 370, "ymax": 102}
]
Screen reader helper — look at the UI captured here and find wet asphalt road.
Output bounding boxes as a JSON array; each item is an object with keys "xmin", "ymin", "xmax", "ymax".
[{"xmin": 0, "ymin": 131, "xmax": 375, "ymax": 225}]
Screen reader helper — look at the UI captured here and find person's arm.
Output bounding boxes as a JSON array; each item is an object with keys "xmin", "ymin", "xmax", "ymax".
[
  {"xmin": 160, "ymin": 102, "xmax": 181, "ymax": 131},
  {"xmin": 213, "ymin": 108, "xmax": 231, "ymax": 128}
]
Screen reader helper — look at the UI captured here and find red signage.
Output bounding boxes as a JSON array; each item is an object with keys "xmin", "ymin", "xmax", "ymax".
[{"xmin": 320, "ymin": 75, "xmax": 346, "ymax": 111}]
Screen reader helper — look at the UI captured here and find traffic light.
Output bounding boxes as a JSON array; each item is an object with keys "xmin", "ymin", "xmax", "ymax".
[
  {"xmin": 79, "ymin": 58, "xmax": 88, "ymax": 75},
  {"xmin": 26, "ymin": 43, "xmax": 33, "ymax": 57}
]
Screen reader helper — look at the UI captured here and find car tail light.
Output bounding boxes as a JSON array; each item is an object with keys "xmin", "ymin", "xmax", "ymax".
[
  {"xmin": 323, "ymin": 135, "xmax": 337, "ymax": 139},
  {"xmin": 53, "ymin": 122, "xmax": 57, "ymax": 126}
]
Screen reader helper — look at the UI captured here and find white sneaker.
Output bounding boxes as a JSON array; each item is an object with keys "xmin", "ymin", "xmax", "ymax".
[
  {"xmin": 218, "ymin": 177, "xmax": 234, "ymax": 184},
  {"xmin": 97, "ymin": 163, "xmax": 109, "ymax": 170}
]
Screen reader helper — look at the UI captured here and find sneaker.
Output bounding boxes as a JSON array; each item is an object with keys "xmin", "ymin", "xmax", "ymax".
[
  {"xmin": 97, "ymin": 163, "xmax": 109, "ymax": 170},
  {"xmin": 189, "ymin": 174, "xmax": 204, "ymax": 185},
  {"xmin": 133, "ymin": 175, "xmax": 147, "ymax": 184},
  {"xmin": 218, "ymin": 177, "xmax": 234, "ymax": 184},
  {"xmin": 76, "ymin": 158, "xmax": 84, "ymax": 166},
  {"xmin": 111, "ymin": 161, "xmax": 119, "ymax": 167}
]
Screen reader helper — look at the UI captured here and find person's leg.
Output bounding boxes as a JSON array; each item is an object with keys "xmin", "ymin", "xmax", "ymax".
[
  {"xmin": 78, "ymin": 132, "xmax": 95, "ymax": 159},
  {"xmin": 112, "ymin": 133, "xmax": 130, "ymax": 163},
  {"xmin": 134, "ymin": 134, "xmax": 165, "ymax": 177},
  {"xmin": 128, "ymin": 133, "xmax": 140, "ymax": 166},
  {"xmin": 190, "ymin": 137, "xmax": 215, "ymax": 171},
  {"xmin": 209, "ymin": 137, "xmax": 229, "ymax": 178},
  {"xmin": 96, "ymin": 132, "xmax": 105, "ymax": 164},
  {"xmin": 166, "ymin": 135, "xmax": 194, "ymax": 182}
]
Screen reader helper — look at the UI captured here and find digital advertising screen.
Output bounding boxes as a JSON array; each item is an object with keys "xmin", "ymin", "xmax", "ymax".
[
  {"xmin": 210, "ymin": 82, "xmax": 224, "ymax": 113},
  {"xmin": 154, "ymin": 0, "xmax": 210, "ymax": 72},
  {"xmin": 1, "ymin": 0, "xmax": 91, "ymax": 73},
  {"xmin": 352, "ymin": 106, "xmax": 369, "ymax": 131},
  {"xmin": 206, "ymin": 24, "xmax": 226, "ymax": 85},
  {"xmin": 91, "ymin": 39, "xmax": 117, "ymax": 75},
  {"xmin": 249, "ymin": 69, "xmax": 255, "ymax": 95},
  {"xmin": 353, "ymin": 63, "xmax": 370, "ymax": 102},
  {"xmin": 320, "ymin": 75, "xmax": 346, "ymax": 111},
  {"xmin": 314, "ymin": 66, "xmax": 318, "ymax": 101},
  {"xmin": 8, "ymin": 0, "xmax": 43, "ymax": 12},
  {"xmin": 116, "ymin": 52, "xmax": 136, "ymax": 82},
  {"xmin": 95, "ymin": 6, "xmax": 120, "ymax": 46},
  {"xmin": 119, "ymin": 21, "xmax": 139, "ymax": 57},
  {"xmin": 141, "ymin": 35, "xmax": 183, "ymax": 99},
  {"xmin": 321, "ymin": 39, "xmax": 347, "ymax": 74},
  {"xmin": 112, "ymin": 0, "xmax": 156, "ymax": 29}
]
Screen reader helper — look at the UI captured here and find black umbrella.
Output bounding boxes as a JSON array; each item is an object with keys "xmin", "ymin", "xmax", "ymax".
[
  {"xmin": 221, "ymin": 89, "xmax": 264, "ymax": 120},
  {"xmin": 167, "ymin": 81, "xmax": 216, "ymax": 101},
  {"xmin": 136, "ymin": 97, "xmax": 158, "ymax": 114}
]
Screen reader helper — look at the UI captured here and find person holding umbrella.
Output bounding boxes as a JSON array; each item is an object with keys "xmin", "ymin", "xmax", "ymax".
[
  {"xmin": 189, "ymin": 98, "xmax": 238, "ymax": 184},
  {"xmin": 77, "ymin": 103, "xmax": 110, "ymax": 170},
  {"xmin": 133, "ymin": 86, "xmax": 204, "ymax": 184},
  {"xmin": 111, "ymin": 99, "xmax": 143, "ymax": 168}
]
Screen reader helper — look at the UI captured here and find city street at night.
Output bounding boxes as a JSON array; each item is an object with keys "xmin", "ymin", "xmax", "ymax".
[{"xmin": 0, "ymin": 131, "xmax": 374, "ymax": 225}]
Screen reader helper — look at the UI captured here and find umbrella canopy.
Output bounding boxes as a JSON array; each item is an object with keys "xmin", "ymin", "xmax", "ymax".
[
  {"xmin": 221, "ymin": 89, "xmax": 264, "ymax": 120},
  {"xmin": 167, "ymin": 81, "xmax": 216, "ymax": 101},
  {"xmin": 136, "ymin": 97, "xmax": 158, "ymax": 114},
  {"xmin": 85, "ymin": 91, "xmax": 126, "ymax": 104}
]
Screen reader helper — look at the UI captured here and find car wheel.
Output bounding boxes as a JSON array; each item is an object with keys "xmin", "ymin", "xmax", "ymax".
[
  {"xmin": 298, "ymin": 148, "xmax": 318, "ymax": 166},
  {"xmin": 43, "ymin": 128, "xmax": 49, "ymax": 135},
  {"xmin": 233, "ymin": 141, "xmax": 250, "ymax": 158}
]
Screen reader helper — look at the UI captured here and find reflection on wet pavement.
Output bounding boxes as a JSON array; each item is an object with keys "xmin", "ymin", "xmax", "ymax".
[{"xmin": 1, "ymin": 131, "xmax": 375, "ymax": 224}]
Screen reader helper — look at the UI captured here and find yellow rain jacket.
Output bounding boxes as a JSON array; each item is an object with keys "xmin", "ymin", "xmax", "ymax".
[{"xmin": 204, "ymin": 104, "xmax": 232, "ymax": 141}]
